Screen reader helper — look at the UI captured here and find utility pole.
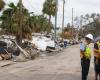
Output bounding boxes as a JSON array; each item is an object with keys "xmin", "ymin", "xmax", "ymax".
[
  {"xmin": 54, "ymin": 0, "xmax": 58, "ymax": 40},
  {"xmin": 19, "ymin": 0, "xmax": 23, "ymax": 46},
  {"xmin": 62, "ymin": 0, "xmax": 65, "ymax": 39},
  {"xmin": 72, "ymin": 8, "xmax": 74, "ymax": 39}
]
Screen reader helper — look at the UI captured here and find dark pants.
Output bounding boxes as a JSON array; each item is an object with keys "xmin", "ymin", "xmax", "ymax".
[
  {"xmin": 81, "ymin": 58, "xmax": 90, "ymax": 80},
  {"xmin": 94, "ymin": 57, "xmax": 100, "ymax": 80}
]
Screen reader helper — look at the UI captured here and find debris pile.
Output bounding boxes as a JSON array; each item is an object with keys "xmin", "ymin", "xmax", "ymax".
[{"xmin": 0, "ymin": 34, "xmax": 79, "ymax": 62}]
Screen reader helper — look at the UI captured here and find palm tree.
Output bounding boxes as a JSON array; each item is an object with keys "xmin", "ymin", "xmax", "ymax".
[
  {"xmin": 0, "ymin": 2, "xmax": 33, "ymax": 43},
  {"xmin": 36, "ymin": 15, "xmax": 53, "ymax": 32},
  {"xmin": 0, "ymin": 0, "xmax": 5, "ymax": 11},
  {"xmin": 42, "ymin": 0, "xmax": 56, "ymax": 32},
  {"xmin": 30, "ymin": 15, "xmax": 53, "ymax": 33}
]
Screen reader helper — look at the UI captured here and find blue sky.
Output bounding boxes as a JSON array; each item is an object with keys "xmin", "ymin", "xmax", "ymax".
[{"xmin": 3, "ymin": 0, "xmax": 100, "ymax": 27}]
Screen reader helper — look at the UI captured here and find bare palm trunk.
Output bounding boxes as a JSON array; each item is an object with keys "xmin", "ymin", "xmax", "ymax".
[
  {"xmin": 48, "ymin": 15, "xmax": 51, "ymax": 32},
  {"xmin": 16, "ymin": 35, "xmax": 22, "ymax": 46},
  {"xmin": 13, "ymin": 40, "xmax": 30, "ymax": 58},
  {"xmin": 19, "ymin": 0, "xmax": 23, "ymax": 46}
]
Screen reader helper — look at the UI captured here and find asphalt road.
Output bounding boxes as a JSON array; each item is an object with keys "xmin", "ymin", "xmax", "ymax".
[{"xmin": 0, "ymin": 45, "xmax": 95, "ymax": 80}]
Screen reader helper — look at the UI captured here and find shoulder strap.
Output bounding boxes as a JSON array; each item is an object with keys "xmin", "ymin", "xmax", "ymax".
[{"xmin": 83, "ymin": 44, "xmax": 87, "ymax": 52}]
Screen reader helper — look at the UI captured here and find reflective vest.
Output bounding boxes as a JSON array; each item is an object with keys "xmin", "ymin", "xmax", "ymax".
[
  {"xmin": 94, "ymin": 42, "xmax": 100, "ymax": 57},
  {"xmin": 96, "ymin": 42, "xmax": 100, "ymax": 53},
  {"xmin": 80, "ymin": 43, "xmax": 91, "ymax": 59},
  {"xmin": 85, "ymin": 45, "xmax": 91, "ymax": 58}
]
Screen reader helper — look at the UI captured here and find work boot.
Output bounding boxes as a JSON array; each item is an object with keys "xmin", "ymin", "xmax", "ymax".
[
  {"xmin": 95, "ymin": 73, "xmax": 99, "ymax": 80},
  {"xmin": 99, "ymin": 75, "xmax": 100, "ymax": 80}
]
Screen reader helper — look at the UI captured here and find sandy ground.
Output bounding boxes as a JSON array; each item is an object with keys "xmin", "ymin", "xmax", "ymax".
[{"xmin": 0, "ymin": 45, "xmax": 95, "ymax": 80}]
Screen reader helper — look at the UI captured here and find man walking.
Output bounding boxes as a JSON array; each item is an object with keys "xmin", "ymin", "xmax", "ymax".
[{"xmin": 80, "ymin": 34, "xmax": 93, "ymax": 80}]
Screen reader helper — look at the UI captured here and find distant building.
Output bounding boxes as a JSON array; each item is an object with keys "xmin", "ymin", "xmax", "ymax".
[{"xmin": 82, "ymin": 21, "xmax": 100, "ymax": 36}]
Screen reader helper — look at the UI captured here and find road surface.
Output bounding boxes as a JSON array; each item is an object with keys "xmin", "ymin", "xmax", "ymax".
[{"xmin": 0, "ymin": 45, "xmax": 95, "ymax": 80}]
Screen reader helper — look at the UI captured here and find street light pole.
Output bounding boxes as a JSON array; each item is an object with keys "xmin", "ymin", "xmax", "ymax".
[
  {"xmin": 62, "ymin": 0, "xmax": 65, "ymax": 39},
  {"xmin": 72, "ymin": 8, "xmax": 74, "ymax": 39}
]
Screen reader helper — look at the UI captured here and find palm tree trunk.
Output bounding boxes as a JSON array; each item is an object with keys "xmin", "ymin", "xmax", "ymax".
[
  {"xmin": 19, "ymin": 0, "xmax": 23, "ymax": 46},
  {"xmin": 16, "ymin": 35, "xmax": 22, "ymax": 46},
  {"xmin": 48, "ymin": 15, "xmax": 51, "ymax": 32},
  {"xmin": 49, "ymin": 15, "xmax": 51, "ymax": 23}
]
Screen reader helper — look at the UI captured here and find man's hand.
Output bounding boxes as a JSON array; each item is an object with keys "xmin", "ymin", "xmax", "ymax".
[
  {"xmin": 80, "ymin": 50, "xmax": 86, "ymax": 58},
  {"xmin": 94, "ymin": 49, "xmax": 100, "ymax": 57}
]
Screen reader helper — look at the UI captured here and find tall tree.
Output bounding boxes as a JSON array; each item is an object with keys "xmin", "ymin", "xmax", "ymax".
[
  {"xmin": 42, "ymin": 0, "xmax": 56, "ymax": 32},
  {"xmin": 0, "ymin": 0, "xmax": 5, "ymax": 11},
  {"xmin": 0, "ymin": 2, "xmax": 33, "ymax": 43}
]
